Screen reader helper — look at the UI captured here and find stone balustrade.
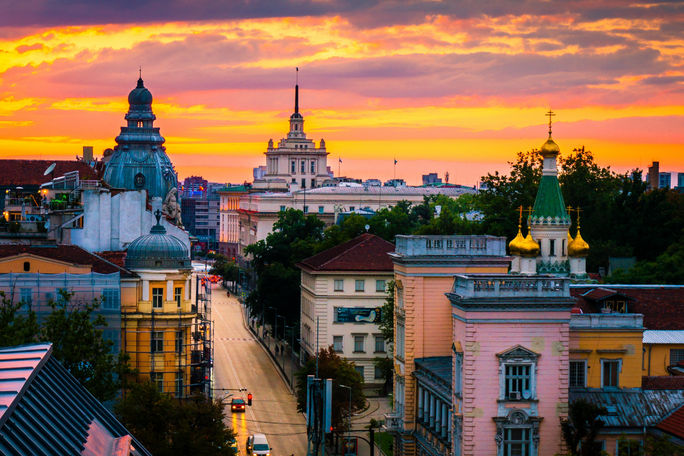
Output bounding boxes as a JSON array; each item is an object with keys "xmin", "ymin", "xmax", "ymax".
[{"xmin": 451, "ymin": 274, "xmax": 571, "ymax": 298}]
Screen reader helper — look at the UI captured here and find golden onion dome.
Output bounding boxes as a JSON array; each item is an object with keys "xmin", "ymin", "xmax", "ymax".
[
  {"xmin": 519, "ymin": 233, "xmax": 541, "ymax": 257},
  {"xmin": 568, "ymin": 229, "xmax": 590, "ymax": 257},
  {"xmin": 508, "ymin": 226, "xmax": 525, "ymax": 256},
  {"xmin": 567, "ymin": 230, "xmax": 574, "ymax": 246},
  {"xmin": 540, "ymin": 137, "xmax": 560, "ymax": 157}
]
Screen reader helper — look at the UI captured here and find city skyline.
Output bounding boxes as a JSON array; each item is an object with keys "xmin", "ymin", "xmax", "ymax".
[{"xmin": 1, "ymin": 1, "xmax": 683, "ymax": 185}]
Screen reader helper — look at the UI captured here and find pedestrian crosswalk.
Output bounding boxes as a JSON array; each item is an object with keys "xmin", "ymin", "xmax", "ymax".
[{"xmin": 218, "ymin": 337, "xmax": 255, "ymax": 342}]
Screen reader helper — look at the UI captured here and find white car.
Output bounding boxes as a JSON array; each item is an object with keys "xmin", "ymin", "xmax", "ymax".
[{"xmin": 246, "ymin": 433, "xmax": 271, "ymax": 455}]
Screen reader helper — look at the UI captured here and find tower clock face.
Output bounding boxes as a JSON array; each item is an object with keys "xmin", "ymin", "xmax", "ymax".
[{"xmin": 134, "ymin": 173, "xmax": 145, "ymax": 188}]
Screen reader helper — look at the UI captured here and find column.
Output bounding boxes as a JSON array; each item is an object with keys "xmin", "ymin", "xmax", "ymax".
[
  {"xmin": 429, "ymin": 394, "xmax": 435, "ymax": 429},
  {"xmin": 185, "ymin": 279, "xmax": 190, "ymax": 300},
  {"xmin": 142, "ymin": 280, "xmax": 149, "ymax": 301},
  {"xmin": 167, "ymin": 280, "xmax": 173, "ymax": 301},
  {"xmin": 435, "ymin": 398, "xmax": 441, "ymax": 433},
  {"xmin": 417, "ymin": 385, "xmax": 423, "ymax": 420},
  {"xmin": 441, "ymin": 403, "xmax": 448, "ymax": 439}
]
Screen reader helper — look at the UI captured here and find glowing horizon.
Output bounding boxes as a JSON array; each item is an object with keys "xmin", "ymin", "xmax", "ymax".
[{"xmin": 1, "ymin": 2, "xmax": 683, "ymax": 186}]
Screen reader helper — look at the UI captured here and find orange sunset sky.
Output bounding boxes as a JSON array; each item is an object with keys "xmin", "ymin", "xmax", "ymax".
[{"xmin": 0, "ymin": 1, "xmax": 683, "ymax": 186}]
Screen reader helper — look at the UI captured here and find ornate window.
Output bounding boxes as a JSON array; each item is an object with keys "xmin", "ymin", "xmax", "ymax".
[
  {"xmin": 497, "ymin": 346, "xmax": 539, "ymax": 401},
  {"xmin": 494, "ymin": 410, "xmax": 541, "ymax": 456}
]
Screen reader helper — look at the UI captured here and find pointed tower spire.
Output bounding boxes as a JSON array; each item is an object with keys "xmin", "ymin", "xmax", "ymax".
[
  {"xmin": 294, "ymin": 67, "xmax": 299, "ymax": 114},
  {"xmin": 546, "ymin": 108, "xmax": 555, "ymax": 138}
]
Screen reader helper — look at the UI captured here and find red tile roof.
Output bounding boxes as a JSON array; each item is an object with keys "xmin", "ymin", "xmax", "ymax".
[
  {"xmin": 0, "ymin": 244, "xmax": 130, "ymax": 275},
  {"xmin": 0, "ymin": 160, "xmax": 100, "ymax": 187},
  {"xmin": 297, "ymin": 233, "xmax": 395, "ymax": 272},
  {"xmin": 571, "ymin": 286, "xmax": 684, "ymax": 330},
  {"xmin": 96, "ymin": 251, "xmax": 127, "ymax": 269},
  {"xmin": 643, "ymin": 376, "xmax": 684, "ymax": 390},
  {"xmin": 656, "ymin": 404, "xmax": 684, "ymax": 439}
]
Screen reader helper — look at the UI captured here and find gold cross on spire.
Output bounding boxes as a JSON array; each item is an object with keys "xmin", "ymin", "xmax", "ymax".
[{"xmin": 546, "ymin": 109, "xmax": 555, "ymax": 137}]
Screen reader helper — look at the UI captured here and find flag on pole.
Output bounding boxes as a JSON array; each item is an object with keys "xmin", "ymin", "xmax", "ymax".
[
  {"xmin": 339, "ymin": 158, "xmax": 342, "ymax": 163},
  {"xmin": 394, "ymin": 159, "xmax": 398, "ymax": 165}
]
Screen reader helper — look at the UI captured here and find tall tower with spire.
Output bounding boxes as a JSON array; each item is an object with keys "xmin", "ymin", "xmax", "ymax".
[
  {"xmin": 254, "ymin": 70, "xmax": 330, "ymax": 192},
  {"xmin": 103, "ymin": 76, "xmax": 178, "ymax": 204}
]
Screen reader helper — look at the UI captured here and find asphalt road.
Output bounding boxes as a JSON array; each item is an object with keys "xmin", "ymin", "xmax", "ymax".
[{"xmin": 211, "ymin": 284, "xmax": 308, "ymax": 456}]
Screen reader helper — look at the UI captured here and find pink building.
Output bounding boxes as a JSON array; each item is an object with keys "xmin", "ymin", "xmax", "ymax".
[{"xmin": 448, "ymin": 274, "xmax": 573, "ymax": 456}]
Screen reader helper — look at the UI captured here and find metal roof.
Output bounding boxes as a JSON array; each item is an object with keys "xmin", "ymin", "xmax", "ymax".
[
  {"xmin": 0, "ymin": 343, "xmax": 151, "ymax": 456},
  {"xmin": 643, "ymin": 330, "xmax": 684, "ymax": 344},
  {"xmin": 570, "ymin": 390, "xmax": 684, "ymax": 429}
]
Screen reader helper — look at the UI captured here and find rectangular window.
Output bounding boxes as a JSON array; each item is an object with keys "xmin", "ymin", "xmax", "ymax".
[
  {"xmin": 175, "ymin": 372, "xmax": 183, "ymax": 398},
  {"xmin": 671, "ymin": 349, "xmax": 684, "ymax": 365},
  {"xmin": 549, "ymin": 239, "xmax": 556, "ymax": 257},
  {"xmin": 101, "ymin": 288, "xmax": 120, "ymax": 310},
  {"xmin": 375, "ymin": 365, "xmax": 384, "ymax": 380},
  {"xmin": 602, "ymin": 359, "xmax": 620, "ymax": 388},
  {"xmin": 102, "ymin": 329, "xmax": 119, "ymax": 354},
  {"xmin": 175, "ymin": 331, "xmax": 183, "ymax": 354},
  {"xmin": 505, "ymin": 364, "xmax": 531, "ymax": 400},
  {"xmin": 354, "ymin": 335, "xmax": 365, "ymax": 353},
  {"xmin": 152, "ymin": 287, "xmax": 163, "ymax": 309},
  {"xmin": 174, "ymin": 287, "xmax": 182, "ymax": 307},
  {"xmin": 280, "ymin": 205, "xmax": 286, "ymax": 212},
  {"xmin": 310, "ymin": 161, "xmax": 316, "ymax": 174},
  {"xmin": 349, "ymin": 206, "xmax": 355, "ymax": 211},
  {"xmin": 301, "ymin": 160, "xmax": 306, "ymax": 173},
  {"xmin": 304, "ymin": 205, "xmax": 309, "ymax": 213},
  {"xmin": 375, "ymin": 279, "xmax": 386, "ymax": 292},
  {"xmin": 291, "ymin": 160, "xmax": 296, "ymax": 173},
  {"xmin": 333, "ymin": 336, "xmax": 343, "ymax": 352},
  {"xmin": 374, "ymin": 335, "xmax": 385, "ymax": 353},
  {"xmin": 318, "ymin": 205, "xmax": 324, "ymax": 214},
  {"xmin": 617, "ymin": 439, "xmax": 642, "ymax": 456},
  {"xmin": 569, "ymin": 360, "xmax": 586, "ymax": 388},
  {"xmin": 503, "ymin": 428, "xmax": 531, "ymax": 456},
  {"xmin": 334, "ymin": 279, "xmax": 344, "ymax": 292},
  {"xmin": 354, "ymin": 365, "xmax": 364, "ymax": 380},
  {"xmin": 355, "ymin": 280, "xmax": 365, "ymax": 292},
  {"xmin": 151, "ymin": 331, "xmax": 164, "ymax": 353},
  {"xmin": 151, "ymin": 372, "xmax": 163, "ymax": 392},
  {"xmin": 396, "ymin": 322, "xmax": 405, "ymax": 360},
  {"xmin": 20, "ymin": 288, "xmax": 32, "ymax": 310}
]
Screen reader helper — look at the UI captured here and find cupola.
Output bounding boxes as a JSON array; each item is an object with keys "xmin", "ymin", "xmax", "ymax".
[{"xmin": 125, "ymin": 211, "xmax": 190, "ymax": 270}]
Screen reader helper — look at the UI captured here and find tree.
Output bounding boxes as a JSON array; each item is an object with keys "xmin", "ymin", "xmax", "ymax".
[
  {"xmin": 378, "ymin": 280, "xmax": 395, "ymax": 344},
  {"xmin": 606, "ymin": 230, "xmax": 684, "ymax": 284},
  {"xmin": 0, "ymin": 291, "xmax": 39, "ymax": 347},
  {"xmin": 561, "ymin": 399, "xmax": 607, "ymax": 456},
  {"xmin": 295, "ymin": 347, "xmax": 366, "ymax": 430},
  {"xmin": 644, "ymin": 433, "xmax": 683, "ymax": 456},
  {"xmin": 245, "ymin": 209, "xmax": 325, "ymax": 321},
  {"xmin": 40, "ymin": 290, "xmax": 131, "ymax": 401},
  {"xmin": 116, "ymin": 382, "xmax": 237, "ymax": 456}
]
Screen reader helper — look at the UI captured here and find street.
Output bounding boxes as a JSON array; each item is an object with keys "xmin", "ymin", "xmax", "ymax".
[{"xmin": 211, "ymin": 283, "xmax": 308, "ymax": 456}]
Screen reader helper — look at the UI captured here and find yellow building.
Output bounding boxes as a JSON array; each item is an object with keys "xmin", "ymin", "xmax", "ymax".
[
  {"xmin": 122, "ymin": 214, "xmax": 197, "ymax": 397},
  {"xmin": 643, "ymin": 330, "xmax": 684, "ymax": 377}
]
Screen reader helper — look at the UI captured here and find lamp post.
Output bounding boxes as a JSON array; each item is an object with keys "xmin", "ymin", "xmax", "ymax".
[{"xmin": 339, "ymin": 384, "xmax": 352, "ymax": 453}]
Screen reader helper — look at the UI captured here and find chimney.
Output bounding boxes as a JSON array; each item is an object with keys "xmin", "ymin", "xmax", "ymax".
[{"xmin": 82, "ymin": 146, "xmax": 94, "ymax": 163}]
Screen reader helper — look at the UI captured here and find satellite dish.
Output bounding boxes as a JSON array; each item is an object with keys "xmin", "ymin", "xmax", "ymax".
[
  {"xmin": 365, "ymin": 224, "xmax": 370, "ymax": 232},
  {"xmin": 43, "ymin": 163, "xmax": 56, "ymax": 176}
]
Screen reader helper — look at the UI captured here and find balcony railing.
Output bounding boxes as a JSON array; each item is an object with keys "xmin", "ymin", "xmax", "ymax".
[
  {"xmin": 451, "ymin": 274, "xmax": 570, "ymax": 298},
  {"xmin": 570, "ymin": 313, "xmax": 643, "ymax": 330},
  {"xmin": 394, "ymin": 235, "xmax": 506, "ymax": 257},
  {"xmin": 383, "ymin": 412, "xmax": 403, "ymax": 432}
]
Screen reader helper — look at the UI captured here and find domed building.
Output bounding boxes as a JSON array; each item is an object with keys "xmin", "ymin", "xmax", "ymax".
[
  {"xmin": 103, "ymin": 77, "xmax": 179, "ymax": 208},
  {"xmin": 121, "ymin": 211, "xmax": 199, "ymax": 397},
  {"xmin": 509, "ymin": 111, "xmax": 588, "ymax": 278}
]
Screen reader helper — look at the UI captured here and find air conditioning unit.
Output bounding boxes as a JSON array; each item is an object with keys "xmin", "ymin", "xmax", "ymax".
[{"xmin": 508, "ymin": 391, "xmax": 521, "ymax": 400}]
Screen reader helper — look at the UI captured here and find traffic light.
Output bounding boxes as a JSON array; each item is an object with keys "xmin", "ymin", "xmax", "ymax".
[{"xmin": 247, "ymin": 393, "xmax": 253, "ymax": 406}]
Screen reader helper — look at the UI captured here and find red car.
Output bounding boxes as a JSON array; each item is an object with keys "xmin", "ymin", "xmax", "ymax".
[{"xmin": 231, "ymin": 397, "xmax": 246, "ymax": 412}]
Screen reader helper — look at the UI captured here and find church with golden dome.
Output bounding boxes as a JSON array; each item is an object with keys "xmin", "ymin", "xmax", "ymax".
[{"xmin": 509, "ymin": 111, "xmax": 589, "ymax": 278}]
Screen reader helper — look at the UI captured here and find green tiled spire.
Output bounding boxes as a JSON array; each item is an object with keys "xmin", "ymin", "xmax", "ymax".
[{"xmin": 530, "ymin": 175, "xmax": 569, "ymax": 223}]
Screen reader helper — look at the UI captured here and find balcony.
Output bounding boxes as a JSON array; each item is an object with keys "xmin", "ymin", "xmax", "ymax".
[
  {"xmin": 450, "ymin": 274, "xmax": 570, "ymax": 299},
  {"xmin": 383, "ymin": 412, "xmax": 403, "ymax": 432},
  {"xmin": 570, "ymin": 313, "xmax": 643, "ymax": 330}
]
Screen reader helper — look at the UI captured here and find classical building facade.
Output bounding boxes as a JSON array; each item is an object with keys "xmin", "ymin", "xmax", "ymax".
[
  {"xmin": 217, "ymin": 184, "xmax": 249, "ymax": 258},
  {"xmin": 385, "ymin": 235, "xmax": 510, "ymax": 456},
  {"xmin": 297, "ymin": 233, "xmax": 394, "ymax": 392},
  {"xmin": 252, "ymin": 83, "xmax": 330, "ymax": 192},
  {"xmin": 122, "ymin": 214, "xmax": 197, "ymax": 397}
]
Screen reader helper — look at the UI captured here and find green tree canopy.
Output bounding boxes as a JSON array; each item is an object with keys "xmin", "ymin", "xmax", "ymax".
[
  {"xmin": 561, "ymin": 399, "xmax": 607, "ymax": 456},
  {"xmin": 295, "ymin": 346, "xmax": 366, "ymax": 430},
  {"xmin": 0, "ymin": 292, "xmax": 39, "ymax": 347},
  {"xmin": 115, "ymin": 381, "xmax": 237, "ymax": 456}
]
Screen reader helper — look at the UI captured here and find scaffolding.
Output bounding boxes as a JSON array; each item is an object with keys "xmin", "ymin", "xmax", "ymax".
[{"xmin": 120, "ymin": 273, "xmax": 213, "ymax": 399}]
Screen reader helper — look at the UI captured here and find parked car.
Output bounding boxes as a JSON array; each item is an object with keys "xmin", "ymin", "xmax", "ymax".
[
  {"xmin": 246, "ymin": 433, "xmax": 271, "ymax": 455},
  {"xmin": 228, "ymin": 437, "xmax": 238, "ymax": 453},
  {"xmin": 231, "ymin": 397, "xmax": 246, "ymax": 412}
]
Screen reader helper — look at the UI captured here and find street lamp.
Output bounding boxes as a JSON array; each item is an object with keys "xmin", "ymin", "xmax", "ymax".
[{"xmin": 339, "ymin": 384, "xmax": 352, "ymax": 450}]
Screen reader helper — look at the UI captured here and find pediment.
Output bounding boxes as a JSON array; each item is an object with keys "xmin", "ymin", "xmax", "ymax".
[{"xmin": 496, "ymin": 344, "xmax": 540, "ymax": 361}]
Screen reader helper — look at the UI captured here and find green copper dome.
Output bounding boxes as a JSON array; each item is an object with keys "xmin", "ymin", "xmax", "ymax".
[
  {"xmin": 125, "ymin": 213, "xmax": 190, "ymax": 270},
  {"xmin": 530, "ymin": 175, "xmax": 570, "ymax": 224}
]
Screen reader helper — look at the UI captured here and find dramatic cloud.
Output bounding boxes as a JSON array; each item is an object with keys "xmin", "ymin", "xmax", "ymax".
[{"xmin": 0, "ymin": 3, "xmax": 682, "ymax": 184}]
